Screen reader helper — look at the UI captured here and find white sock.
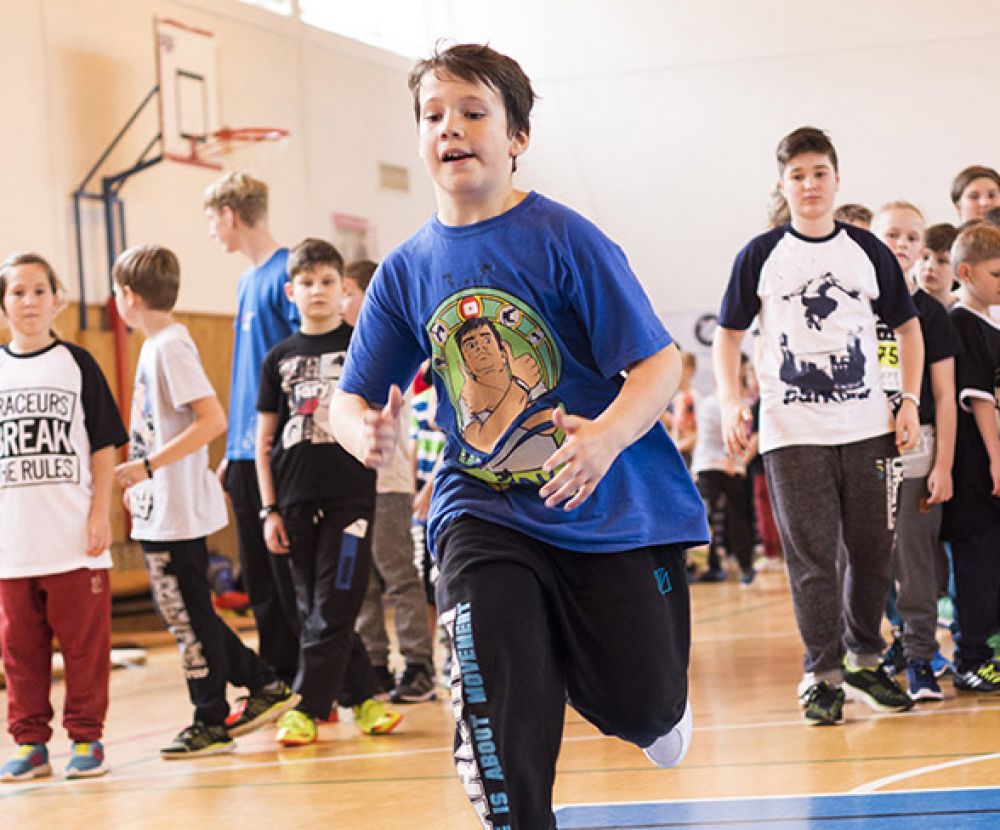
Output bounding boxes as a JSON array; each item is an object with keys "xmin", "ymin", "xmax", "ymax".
[{"xmin": 642, "ymin": 699, "xmax": 692, "ymax": 769}]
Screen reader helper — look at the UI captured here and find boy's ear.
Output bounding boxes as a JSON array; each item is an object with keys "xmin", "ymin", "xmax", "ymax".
[
  {"xmin": 954, "ymin": 262, "xmax": 970, "ymax": 282},
  {"xmin": 284, "ymin": 280, "xmax": 295, "ymax": 301},
  {"xmin": 509, "ymin": 129, "xmax": 529, "ymax": 162}
]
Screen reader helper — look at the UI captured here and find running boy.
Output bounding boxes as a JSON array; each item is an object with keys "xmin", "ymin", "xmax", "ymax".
[
  {"xmin": 942, "ymin": 223, "xmax": 1000, "ymax": 692},
  {"xmin": 329, "ymin": 44, "xmax": 707, "ymax": 829},
  {"xmin": 0, "ymin": 253, "xmax": 126, "ymax": 781},
  {"xmin": 714, "ymin": 127, "xmax": 924, "ymax": 725},
  {"xmin": 255, "ymin": 238, "xmax": 402, "ymax": 746},
  {"xmin": 111, "ymin": 245, "xmax": 296, "ymax": 758},
  {"xmin": 203, "ymin": 172, "xmax": 300, "ymax": 691}
]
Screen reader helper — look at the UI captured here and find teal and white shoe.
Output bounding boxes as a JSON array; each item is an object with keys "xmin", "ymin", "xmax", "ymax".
[
  {"xmin": 65, "ymin": 741, "xmax": 108, "ymax": 779},
  {"xmin": 1, "ymin": 743, "xmax": 51, "ymax": 782}
]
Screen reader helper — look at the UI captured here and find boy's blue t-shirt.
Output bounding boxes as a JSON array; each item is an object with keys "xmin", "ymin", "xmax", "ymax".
[
  {"xmin": 226, "ymin": 247, "xmax": 300, "ymax": 460},
  {"xmin": 339, "ymin": 191, "xmax": 708, "ymax": 555}
]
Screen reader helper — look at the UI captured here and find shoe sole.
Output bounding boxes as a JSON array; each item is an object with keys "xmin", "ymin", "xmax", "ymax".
[
  {"xmin": 843, "ymin": 685, "xmax": 913, "ymax": 713},
  {"xmin": 908, "ymin": 689, "xmax": 945, "ymax": 702},
  {"xmin": 390, "ymin": 690, "xmax": 438, "ymax": 704},
  {"xmin": 228, "ymin": 693, "xmax": 301, "ymax": 737},
  {"xmin": 358, "ymin": 712, "xmax": 404, "ymax": 736},
  {"xmin": 276, "ymin": 734, "xmax": 317, "ymax": 747},
  {"xmin": 161, "ymin": 743, "xmax": 235, "ymax": 760},
  {"xmin": 64, "ymin": 764, "xmax": 109, "ymax": 779},
  {"xmin": 1, "ymin": 763, "xmax": 51, "ymax": 782}
]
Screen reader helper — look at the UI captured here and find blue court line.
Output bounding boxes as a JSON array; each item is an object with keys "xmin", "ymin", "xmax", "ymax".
[{"xmin": 555, "ymin": 787, "xmax": 1000, "ymax": 828}]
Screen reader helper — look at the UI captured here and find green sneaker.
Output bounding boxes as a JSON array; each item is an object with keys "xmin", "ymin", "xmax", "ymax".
[
  {"xmin": 276, "ymin": 709, "xmax": 317, "ymax": 747},
  {"xmin": 988, "ymin": 631, "xmax": 1000, "ymax": 659},
  {"xmin": 802, "ymin": 681, "xmax": 845, "ymax": 726},
  {"xmin": 352, "ymin": 698, "xmax": 403, "ymax": 735},
  {"xmin": 843, "ymin": 660, "xmax": 914, "ymax": 712},
  {"xmin": 226, "ymin": 681, "xmax": 299, "ymax": 737},
  {"xmin": 161, "ymin": 722, "xmax": 235, "ymax": 759}
]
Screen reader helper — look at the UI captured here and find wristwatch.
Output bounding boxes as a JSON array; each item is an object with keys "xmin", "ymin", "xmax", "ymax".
[{"xmin": 259, "ymin": 504, "xmax": 279, "ymax": 521}]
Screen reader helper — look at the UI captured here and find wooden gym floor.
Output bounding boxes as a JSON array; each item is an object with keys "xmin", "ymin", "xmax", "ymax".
[{"xmin": 2, "ymin": 565, "xmax": 999, "ymax": 828}]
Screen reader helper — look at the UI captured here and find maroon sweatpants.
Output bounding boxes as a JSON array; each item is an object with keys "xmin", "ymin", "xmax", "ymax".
[{"xmin": 0, "ymin": 568, "xmax": 111, "ymax": 744}]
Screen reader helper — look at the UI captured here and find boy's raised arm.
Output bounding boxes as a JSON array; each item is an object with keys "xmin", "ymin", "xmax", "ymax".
[
  {"xmin": 330, "ymin": 386, "xmax": 403, "ymax": 468},
  {"xmin": 539, "ymin": 343, "xmax": 679, "ymax": 511}
]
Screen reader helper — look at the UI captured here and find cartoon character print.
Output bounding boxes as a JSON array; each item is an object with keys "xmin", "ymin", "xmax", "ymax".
[
  {"xmin": 777, "ymin": 271, "xmax": 873, "ymax": 405},
  {"xmin": 427, "ymin": 288, "xmax": 564, "ymax": 489},
  {"xmin": 127, "ymin": 368, "xmax": 156, "ymax": 521},
  {"xmin": 277, "ymin": 351, "xmax": 345, "ymax": 449}
]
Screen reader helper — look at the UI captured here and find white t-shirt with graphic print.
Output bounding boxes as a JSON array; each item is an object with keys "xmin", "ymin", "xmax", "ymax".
[{"xmin": 719, "ymin": 222, "xmax": 918, "ymax": 454}]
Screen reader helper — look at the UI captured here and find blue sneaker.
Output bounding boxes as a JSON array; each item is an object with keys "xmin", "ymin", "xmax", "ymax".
[
  {"xmin": 906, "ymin": 659, "xmax": 944, "ymax": 702},
  {"xmin": 1, "ymin": 743, "xmax": 51, "ymax": 782},
  {"xmin": 930, "ymin": 650, "xmax": 953, "ymax": 677},
  {"xmin": 696, "ymin": 567, "xmax": 727, "ymax": 583},
  {"xmin": 65, "ymin": 741, "xmax": 108, "ymax": 779}
]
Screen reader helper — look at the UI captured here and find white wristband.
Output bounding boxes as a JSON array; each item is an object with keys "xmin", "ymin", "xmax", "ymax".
[{"xmin": 899, "ymin": 392, "xmax": 919, "ymax": 408}]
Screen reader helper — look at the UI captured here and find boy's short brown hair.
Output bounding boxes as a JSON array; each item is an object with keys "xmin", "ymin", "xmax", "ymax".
[
  {"xmin": 288, "ymin": 238, "xmax": 344, "ymax": 280},
  {"xmin": 834, "ymin": 203, "xmax": 873, "ymax": 227},
  {"xmin": 344, "ymin": 260, "xmax": 377, "ymax": 292},
  {"xmin": 924, "ymin": 223, "xmax": 958, "ymax": 254},
  {"xmin": 112, "ymin": 245, "xmax": 180, "ymax": 312},
  {"xmin": 952, "ymin": 223, "xmax": 1000, "ymax": 269},
  {"xmin": 0, "ymin": 252, "xmax": 64, "ymax": 313},
  {"xmin": 776, "ymin": 126, "xmax": 838, "ymax": 175},
  {"xmin": 408, "ymin": 43, "xmax": 536, "ymax": 142},
  {"xmin": 202, "ymin": 171, "xmax": 268, "ymax": 226},
  {"xmin": 950, "ymin": 165, "xmax": 1000, "ymax": 205}
]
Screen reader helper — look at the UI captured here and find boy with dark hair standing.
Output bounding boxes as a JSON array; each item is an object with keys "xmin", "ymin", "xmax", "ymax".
[
  {"xmin": 256, "ymin": 238, "xmax": 402, "ymax": 746},
  {"xmin": 714, "ymin": 126, "xmax": 924, "ymax": 725},
  {"xmin": 943, "ymin": 223, "xmax": 1000, "ymax": 692},
  {"xmin": 329, "ymin": 43, "xmax": 707, "ymax": 830},
  {"xmin": 112, "ymin": 244, "xmax": 296, "ymax": 757},
  {"xmin": 914, "ymin": 224, "xmax": 959, "ymax": 309},
  {"xmin": 203, "ymin": 172, "xmax": 301, "ymax": 710}
]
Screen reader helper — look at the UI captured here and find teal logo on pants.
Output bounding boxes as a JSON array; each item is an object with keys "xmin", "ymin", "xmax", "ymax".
[{"xmin": 654, "ymin": 566, "xmax": 672, "ymax": 595}]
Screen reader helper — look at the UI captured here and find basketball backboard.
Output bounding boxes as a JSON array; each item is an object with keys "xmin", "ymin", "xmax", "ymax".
[{"xmin": 155, "ymin": 17, "xmax": 220, "ymax": 166}]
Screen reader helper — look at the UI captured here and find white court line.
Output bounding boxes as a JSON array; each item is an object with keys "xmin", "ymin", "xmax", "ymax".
[{"xmin": 850, "ymin": 752, "xmax": 1000, "ymax": 794}]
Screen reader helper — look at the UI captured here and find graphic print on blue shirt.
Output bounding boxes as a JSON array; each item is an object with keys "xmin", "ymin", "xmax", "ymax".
[
  {"xmin": 427, "ymin": 287, "xmax": 564, "ymax": 489},
  {"xmin": 777, "ymin": 272, "xmax": 871, "ymax": 405}
]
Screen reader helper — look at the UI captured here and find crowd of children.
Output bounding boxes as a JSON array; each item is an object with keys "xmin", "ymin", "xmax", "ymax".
[{"xmin": 0, "ymin": 39, "xmax": 998, "ymax": 830}]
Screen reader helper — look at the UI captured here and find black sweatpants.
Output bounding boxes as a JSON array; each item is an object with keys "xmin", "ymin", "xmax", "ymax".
[
  {"xmin": 283, "ymin": 501, "xmax": 379, "ymax": 717},
  {"xmin": 696, "ymin": 469, "xmax": 754, "ymax": 573},
  {"xmin": 224, "ymin": 460, "xmax": 300, "ymax": 685},
  {"xmin": 141, "ymin": 537, "xmax": 277, "ymax": 726},
  {"xmin": 951, "ymin": 522, "xmax": 1000, "ymax": 672},
  {"xmin": 436, "ymin": 516, "xmax": 690, "ymax": 830}
]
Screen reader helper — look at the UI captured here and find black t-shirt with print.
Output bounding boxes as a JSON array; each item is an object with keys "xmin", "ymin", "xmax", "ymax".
[
  {"xmin": 942, "ymin": 305, "xmax": 1000, "ymax": 540},
  {"xmin": 257, "ymin": 327, "xmax": 375, "ymax": 512}
]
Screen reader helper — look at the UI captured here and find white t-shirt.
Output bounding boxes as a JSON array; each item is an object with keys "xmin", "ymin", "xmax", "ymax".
[
  {"xmin": 126, "ymin": 324, "xmax": 227, "ymax": 542},
  {"xmin": 0, "ymin": 341, "xmax": 127, "ymax": 578},
  {"xmin": 719, "ymin": 222, "xmax": 918, "ymax": 454},
  {"xmin": 690, "ymin": 394, "xmax": 746, "ymax": 475}
]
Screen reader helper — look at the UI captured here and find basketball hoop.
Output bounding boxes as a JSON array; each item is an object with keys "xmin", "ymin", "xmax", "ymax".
[{"xmin": 198, "ymin": 126, "xmax": 290, "ymax": 164}]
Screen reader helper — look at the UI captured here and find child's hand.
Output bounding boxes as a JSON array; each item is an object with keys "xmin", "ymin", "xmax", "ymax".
[
  {"xmin": 412, "ymin": 479, "xmax": 433, "ymax": 522},
  {"xmin": 114, "ymin": 458, "xmax": 149, "ymax": 489},
  {"xmin": 362, "ymin": 385, "xmax": 403, "ymax": 468},
  {"xmin": 122, "ymin": 489, "xmax": 132, "ymax": 513},
  {"xmin": 720, "ymin": 399, "xmax": 752, "ymax": 457},
  {"xmin": 539, "ymin": 408, "xmax": 619, "ymax": 511},
  {"xmin": 86, "ymin": 511, "xmax": 112, "ymax": 557},
  {"xmin": 926, "ymin": 465, "xmax": 953, "ymax": 505},
  {"xmin": 990, "ymin": 456, "xmax": 1000, "ymax": 498},
  {"xmin": 895, "ymin": 400, "xmax": 920, "ymax": 452},
  {"xmin": 264, "ymin": 513, "xmax": 290, "ymax": 555}
]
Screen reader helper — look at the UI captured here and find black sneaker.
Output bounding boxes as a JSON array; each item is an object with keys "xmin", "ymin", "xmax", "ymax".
[
  {"xmin": 843, "ymin": 661, "xmax": 914, "ymax": 712},
  {"xmin": 161, "ymin": 722, "xmax": 235, "ymax": 759},
  {"xmin": 372, "ymin": 665, "xmax": 396, "ymax": 701},
  {"xmin": 226, "ymin": 681, "xmax": 299, "ymax": 736},
  {"xmin": 390, "ymin": 664, "xmax": 438, "ymax": 704},
  {"xmin": 802, "ymin": 681, "xmax": 845, "ymax": 726},
  {"xmin": 954, "ymin": 660, "xmax": 1000, "ymax": 693}
]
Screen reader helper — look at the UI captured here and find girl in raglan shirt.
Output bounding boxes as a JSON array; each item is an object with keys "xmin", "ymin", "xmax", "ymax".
[{"xmin": 0, "ymin": 253, "xmax": 127, "ymax": 782}]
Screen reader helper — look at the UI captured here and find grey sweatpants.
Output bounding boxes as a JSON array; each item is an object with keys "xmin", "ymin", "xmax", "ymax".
[
  {"xmin": 355, "ymin": 492, "xmax": 434, "ymax": 668},
  {"xmin": 892, "ymin": 476, "xmax": 941, "ymax": 661},
  {"xmin": 764, "ymin": 433, "xmax": 898, "ymax": 683}
]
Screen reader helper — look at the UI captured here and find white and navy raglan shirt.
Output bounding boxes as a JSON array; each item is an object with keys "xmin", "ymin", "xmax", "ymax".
[
  {"xmin": 718, "ymin": 222, "xmax": 917, "ymax": 454},
  {"xmin": 0, "ymin": 340, "xmax": 127, "ymax": 578}
]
